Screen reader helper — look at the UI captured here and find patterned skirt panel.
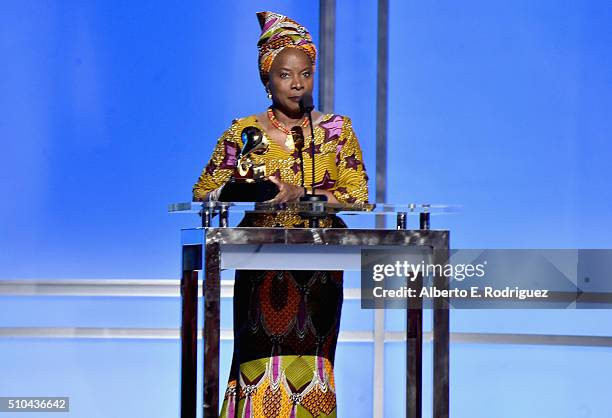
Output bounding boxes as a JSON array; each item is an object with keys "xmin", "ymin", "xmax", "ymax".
[{"xmin": 220, "ymin": 214, "xmax": 345, "ymax": 417}]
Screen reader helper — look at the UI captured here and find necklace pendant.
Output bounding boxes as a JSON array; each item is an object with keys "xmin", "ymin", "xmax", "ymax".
[{"xmin": 285, "ymin": 133, "xmax": 294, "ymax": 150}]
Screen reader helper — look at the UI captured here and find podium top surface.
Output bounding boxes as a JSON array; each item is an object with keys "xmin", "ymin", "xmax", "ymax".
[{"xmin": 168, "ymin": 201, "xmax": 459, "ymax": 216}]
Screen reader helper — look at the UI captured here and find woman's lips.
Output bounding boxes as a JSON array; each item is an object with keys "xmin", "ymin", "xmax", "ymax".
[{"xmin": 288, "ymin": 96, "xmax": 301, "ymax": 103}]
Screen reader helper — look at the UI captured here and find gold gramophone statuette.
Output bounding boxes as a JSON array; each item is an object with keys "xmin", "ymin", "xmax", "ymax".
[{"xmin": 235, "ymin": 126, "xmax": 269, "ymax": 181}]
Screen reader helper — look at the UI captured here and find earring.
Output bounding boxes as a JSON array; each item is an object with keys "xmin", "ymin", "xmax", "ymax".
[{"xmin": 266, "ymin": 91, "xmax": 272, "ymax": 100}]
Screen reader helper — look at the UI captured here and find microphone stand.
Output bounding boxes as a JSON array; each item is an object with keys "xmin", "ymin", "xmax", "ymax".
[{"xmin": 298, "ymin": 94, "xmax": 327, "ymax": 227}]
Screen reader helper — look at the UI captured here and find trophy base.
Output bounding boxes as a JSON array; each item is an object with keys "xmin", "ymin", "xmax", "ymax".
[{"xmin": 218, "ymin": 180, "xmax": 279, "ymax": 202}]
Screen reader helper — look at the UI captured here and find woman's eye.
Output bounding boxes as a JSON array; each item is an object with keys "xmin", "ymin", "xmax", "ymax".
[
  {"xmin": 303, "ymin": 72, "xmax": 311, "ymax": 78},
  {"xmin": 280, "ymin": 73, "xmax": 289, "ymax": 79}
]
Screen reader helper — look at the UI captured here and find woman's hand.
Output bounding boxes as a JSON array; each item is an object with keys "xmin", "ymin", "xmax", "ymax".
[{"xmin": 265, "ymin": 176, "xmax": 305, "ymax": 203}]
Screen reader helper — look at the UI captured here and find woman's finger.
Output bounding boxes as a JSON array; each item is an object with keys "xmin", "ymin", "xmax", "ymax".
[{"xmin": 264, "ymin": 188, "xmax": 286, "ymax": 204}]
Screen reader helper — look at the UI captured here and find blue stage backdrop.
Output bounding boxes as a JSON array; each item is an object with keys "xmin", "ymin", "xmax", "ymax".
[{"xmin": 1, "ymin": 1, "xmax": 611, "ymax": 417}]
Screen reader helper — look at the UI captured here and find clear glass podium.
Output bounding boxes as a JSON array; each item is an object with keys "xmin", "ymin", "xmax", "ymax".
[{"xmin": 170, "ymin": 201, "xmax": 454, "ymax": 418}]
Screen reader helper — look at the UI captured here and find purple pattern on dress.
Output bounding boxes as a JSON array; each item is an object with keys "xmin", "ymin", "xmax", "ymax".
[
  {"xmin": 344, "ymin": 153, "xmax": 360, "ymax": 170},
  {"xmin": 205, "ymin": 161, "xmax": 217, "ymax": 175},
  {"xmin": 291, "ymin": 161, "xmax": 301, "ymax": 174},
  {"xmin": 228, "ymin": 395, "xmax": 235, "ymax": 417},
  {"xmin": 320, "ymin": 115, "xmax": 344, "ymax": 143},
  {"xmin": 313, "ymin": 170, "xmax": 336, "ymax": 190},
  {"xmin": 336, "ymin": 137, "xmax": 348, "ymax": 164},
  {"xmin": 317, "ymin": 356, "xmax": 325, "ymax": 382},
  {"xmin": 273, "ymin": 356, "xmax": 280, "ymax": 381},
  {"xmin": 219, "ymin": 140, "xmax": 239, "ymax": 170},
  {"xmin": 245, "ymin": 397, "xmax": 252, "ymax": 417}
]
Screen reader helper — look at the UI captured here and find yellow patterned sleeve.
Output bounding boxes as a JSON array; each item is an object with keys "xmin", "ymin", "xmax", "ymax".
[
  {"xmin": 192, "ymin": 120, "xmax": 244, "ymax": 201},
  {"xmin": 333, "ymin": 117, "xmax": 369, "ymax": 204}
]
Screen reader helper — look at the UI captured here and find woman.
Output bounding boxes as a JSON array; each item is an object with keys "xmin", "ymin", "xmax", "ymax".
[{"xmin": 193, "ymin": 11, "xmax": 368, "ymax": 417}]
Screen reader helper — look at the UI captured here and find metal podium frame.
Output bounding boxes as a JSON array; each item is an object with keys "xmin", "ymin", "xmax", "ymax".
[{"xmin": 179, "ymin": 211, "xmax": 450, "ymax": 418}]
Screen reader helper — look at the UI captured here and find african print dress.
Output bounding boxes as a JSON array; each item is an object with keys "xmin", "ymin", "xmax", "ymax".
[{"xmin": 193, "ymin": 114, "xmax": 368, "ymax": 418}]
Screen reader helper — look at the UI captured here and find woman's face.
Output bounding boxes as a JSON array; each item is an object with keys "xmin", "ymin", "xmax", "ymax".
[{"xmin": 267, "ymin": 48, "xmax": 314, "ymax": 116}]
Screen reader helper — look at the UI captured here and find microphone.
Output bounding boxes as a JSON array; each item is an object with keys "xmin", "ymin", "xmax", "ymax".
[
  {"xmin": 298, "ymin": 93, "xmax": 326, "ymax": 202},
  {"xmin": 290, "ymin": 126, "xmax": 306, "ymax": 191},
  {"xmin": 299, "ymin": 93, "xmax": 314, "ymax": 113}
]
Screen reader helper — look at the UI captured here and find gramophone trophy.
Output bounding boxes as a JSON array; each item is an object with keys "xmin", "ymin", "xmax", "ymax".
[{"xmin": 218, "ymin": 126, "xmax": 279, "ymax": 202}]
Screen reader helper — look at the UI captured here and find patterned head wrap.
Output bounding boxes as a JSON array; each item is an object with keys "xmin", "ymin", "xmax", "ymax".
[{"xmin": 257, "ymin": 11, "xmax": 317, "ymax": 85}]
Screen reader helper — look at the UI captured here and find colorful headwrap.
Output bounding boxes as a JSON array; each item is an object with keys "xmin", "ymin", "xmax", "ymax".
[{"xmin": 256, "ymin": 11, "xmax": 317, "ymax": 85}]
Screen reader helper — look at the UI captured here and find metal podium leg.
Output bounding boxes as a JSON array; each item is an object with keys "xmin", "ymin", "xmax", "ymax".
[
  {"xmin": 203, "ymin": 241, "xmax": 221, "ymax": 418},
  {"xmin": 406, "ymin": 293, "xmax": 423, "ymax": 418},
  {"xmin": 433, "ymin": 241, "xmax": 450, "ymax": 418},
  {"xmin": 400, "ymin": 212, "xmax": 422, "ymax": 418},
  {"xmin": 181, "ymin": 244, "xmax": 202, "ymax": 418}
]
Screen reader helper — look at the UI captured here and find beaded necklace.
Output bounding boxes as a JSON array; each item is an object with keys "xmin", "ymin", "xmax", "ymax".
[{"xmin": 267, "ymin": 107, "xmax": 309, "ymax": 150}]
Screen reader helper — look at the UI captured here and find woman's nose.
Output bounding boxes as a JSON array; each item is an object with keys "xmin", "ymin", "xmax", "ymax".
[{"xmin": 291, "ymin": 76, "xmax": 303, "ymax": 90}]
